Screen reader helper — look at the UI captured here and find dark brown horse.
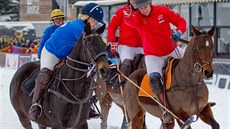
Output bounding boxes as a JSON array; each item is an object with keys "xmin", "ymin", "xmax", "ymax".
[
  {"xmin": 9, "ymin": 23, "xmax": 111, "ymax": 129},
  {"xmin": 95, "ymin": 53, "xmax": 146, "ymax": 129},
  {"xmin": 123, "ymin": 26, "xmax": 220, "ymax": 129}
]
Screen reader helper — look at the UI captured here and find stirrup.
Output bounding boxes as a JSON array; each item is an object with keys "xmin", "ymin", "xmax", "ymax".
[{"xmin": 29, "ymin": 103, "xmax": 43, "ymax": 118}]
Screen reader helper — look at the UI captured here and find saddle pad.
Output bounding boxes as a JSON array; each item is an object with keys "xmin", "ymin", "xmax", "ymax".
[
  {"xmin": 138, "ymin": 56, "xmax": 176, "ymax": 97},
  {"xmin": 21, "ymin": 69, "xmax": 39, "ymax": 95}
]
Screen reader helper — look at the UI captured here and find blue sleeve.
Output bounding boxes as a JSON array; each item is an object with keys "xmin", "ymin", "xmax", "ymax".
[{"xmin": 38, "ymin": 26, "xmax": 57, "ymax": 58}]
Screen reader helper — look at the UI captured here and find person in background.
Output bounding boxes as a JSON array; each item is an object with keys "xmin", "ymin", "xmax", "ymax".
[
  {"xmin": 108, "ymin": 0, "xmax": 143, "ymax": 88},
  {"xmin": 28, "ymin": 3, "xmax": 105, "ymax": 121},
  {"xmin": 37, "ymin": 9, "xmax": 65, "ymax": 59},
  {"xmin": 124, "ymin": 0, "xmax": 187, "ymax": 123}
]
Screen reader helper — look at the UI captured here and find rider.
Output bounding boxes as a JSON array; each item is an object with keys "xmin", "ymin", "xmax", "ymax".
[
  {"xmin": 108, "ymin": 0, "xmax": 143, "ymax": 88},
  {"xmin": 37, "ymin": 9, "xmax": 65, "ymax": 59},
  {"xmin": 28, "ymin": 3, "xmax": 105, "ymax": 121},
  {"xmin": 124, "ymin": 0, "xmax": 187, "ymax": 123}
]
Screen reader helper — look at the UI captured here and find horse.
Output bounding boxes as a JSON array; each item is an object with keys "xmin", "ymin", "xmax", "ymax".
[
  {"xmin": 123, "ymin": 26, "xmax": 220, "ymax": 129},
  {"xmin": 95, "ymin": 53, "xmax": 146, "ymax": 129},
  {"xmin": 9, "ymin": 23, "xmax": 111, "ymax": 129}
]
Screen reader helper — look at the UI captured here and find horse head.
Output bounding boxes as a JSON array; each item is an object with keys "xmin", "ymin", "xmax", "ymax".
[
  {"xmin": 69, "ymin": 23, "xmax": 110, "ymax": 80},
  {"xmin": 189, "ymin": 25, "xmax": 215, "ymax": 79}
]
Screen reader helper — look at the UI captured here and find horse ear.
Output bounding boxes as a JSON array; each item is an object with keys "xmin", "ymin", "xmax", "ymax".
[
  {"xmin": 96, "ymin": 24, "xmax": 106, "ymax": 34},
  {"xmin": 84, "ymin": 23, "xmax": 91, "ymax": 35},
  {"xmin": 191, "ymin": 25, "xmax": 201, "ymax": 36},
  {"xmin": 207, "ymin": 26, "xmax": 215, "ymax": 37}
]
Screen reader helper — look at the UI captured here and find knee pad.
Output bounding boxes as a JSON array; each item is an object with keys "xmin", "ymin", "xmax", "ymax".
[{"xmin": 149, "ymin": 72, "xmax": 163, "ymax": 95}]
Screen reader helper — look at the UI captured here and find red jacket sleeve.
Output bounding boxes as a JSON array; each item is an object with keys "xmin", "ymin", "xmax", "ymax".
[
  {"xmin": 163, "ymin": 6, "xmax": 187, "ymax": 34},
  {"xmin": 108, "ymin": 8, "xmax": 123, "ymax": 42}
]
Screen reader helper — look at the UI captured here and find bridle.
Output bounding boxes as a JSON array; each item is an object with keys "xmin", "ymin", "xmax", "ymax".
[
  {"xmin": 182, "ymin": 34, "xmax": 213, "ymax": 75},
  {"xmin": 66, "ymin": 33, "xmax": 107, "ymax": 74}
]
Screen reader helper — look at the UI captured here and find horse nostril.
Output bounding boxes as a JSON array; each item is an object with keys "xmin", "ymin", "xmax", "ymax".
[{"xmin": 204, "ymin": 70, "xmax": 213, "ymax": 79}]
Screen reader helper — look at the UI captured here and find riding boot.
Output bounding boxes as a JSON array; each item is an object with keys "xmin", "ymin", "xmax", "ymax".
[
  {"xmin": 112, "ymin": 59, "xmax": 132, "ymax": 89},
  {"xmin": 29, "ymin": 68, "xmax": 54, "ymax": 121},
  {"xmin": 149, "ymin": 72, "xmax": 173, "ymax": 123}
]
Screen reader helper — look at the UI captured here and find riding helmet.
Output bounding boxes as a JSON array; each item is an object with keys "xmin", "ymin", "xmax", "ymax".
[
  {"xmin": 50, "ymin": 9, "xmax": 65, "ymax": 20},
  {"xmin": 134, "ymin": 0, "xmax": 152, "ymax": 9},
  {"xmin": 81, "ymin": 3, "xmax": 104, "ymax": 24}
]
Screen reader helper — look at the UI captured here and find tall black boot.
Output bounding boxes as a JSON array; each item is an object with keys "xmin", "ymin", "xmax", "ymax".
[
  {"xmin": 111, "ymin": 59, "xmax": 133, "ymax": 89},
  {"xmin": 149, "ymin": 72, "xmax": 173, "ymax": 123},
  {"xmin": 120, "ymin": 59, "xmax": 132, "ymax": 83},
  {"xmin": 29, "ymin": 68, "xmax": 53, "ymax": 121}
]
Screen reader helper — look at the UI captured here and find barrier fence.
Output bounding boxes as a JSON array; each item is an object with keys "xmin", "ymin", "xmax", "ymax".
[{"xmin": 0, "ymin": 52, "xmax": 229, "ymax": 90}]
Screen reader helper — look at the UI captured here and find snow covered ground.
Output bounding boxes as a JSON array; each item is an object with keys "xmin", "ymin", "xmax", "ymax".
[{"xmin": 0, "ymin": 67, "xmax": 229, "ymax": 129}]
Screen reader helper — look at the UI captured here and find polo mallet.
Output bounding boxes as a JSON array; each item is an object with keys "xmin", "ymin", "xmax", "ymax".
[
  {"xmin": 110, "ymin": 42, "xmax": 130, "ymax": 127},
  {"xmin": 115, "ymin": 69, "xmax": 197, "ymax": 129}
]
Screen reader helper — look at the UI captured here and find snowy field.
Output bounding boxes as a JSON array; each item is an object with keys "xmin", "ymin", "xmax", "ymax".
[{"xmin": 0, "ymin": 67, "xmax": 229, "ymax": 129}]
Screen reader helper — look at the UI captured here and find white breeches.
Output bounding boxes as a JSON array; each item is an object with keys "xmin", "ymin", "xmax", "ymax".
[
  {"xmin": 40, "ymin": 47, "xmax": 59, "ymax": 71},
  {"xmin": 118, "ymin": 44, "xmax": 144, "ymax": 63},
  {"xmin": 145, "ymin": 46, "xmax": 185, "ymax": 76}
]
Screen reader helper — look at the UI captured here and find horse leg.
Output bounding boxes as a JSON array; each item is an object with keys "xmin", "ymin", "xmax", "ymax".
[
  {"xmin": 100, "ymin": 94, "xmax": 113, "ymax": 129},
  {"xmin": 16, "ymin": 111, "xmax": 33, "ymax": 129},
  {"xmin": 199, "ymin": 105, "xmax": 220, "ymax": 129},
  {"xmin": 120, "ymin": 105, "xmax": 129, "ymax": 129},
  {"xmin": 75, "ymin": 121, "xmax": 88, "ymax": 129},
  {"xmin": 161, "ymin": 119, "xmax": 175, "ymax": 129},
  {"xmin": 141, "ymin": 114, "xmax": 147, "ymax": 129},
  {"xmin": 176, "ymin": 113, "xmax": 192, "ymax": 129},
  {"xmin": 131, "ymin": 109, "xmax": 145, "ymax": 129},
  {"xmin": 38, "ymin": 124, "xmax": 47, "ymax": 129}
]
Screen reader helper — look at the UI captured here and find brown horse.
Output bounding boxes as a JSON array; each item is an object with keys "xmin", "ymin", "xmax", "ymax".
[
  {"xmin": 9, "ymin": 23, "xmax": 111, "ymax": 129},
  {"xmin": 123, "ymin": 26, "xmax": 220, "ymax": 129},
  {"xmin": 95, "ymin": 53, "xmax": 146, "ymax": 129}
]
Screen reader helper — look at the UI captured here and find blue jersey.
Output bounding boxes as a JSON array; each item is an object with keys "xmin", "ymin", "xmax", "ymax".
[
  {"xmin": 44, "ymin": 19, "xmax": 85, "ymax": 60},
  {"xmin": 37, "ymin": 25, "xmax": 59, "ymax": 58}
]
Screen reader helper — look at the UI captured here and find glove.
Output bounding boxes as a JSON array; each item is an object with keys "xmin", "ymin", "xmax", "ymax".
[
  {"xmin": 123, "ymin": 5, "xmax": 131, "ymax": 18},
  {"xmin": 171, "ymin": 30, "xmax": 182, "ymax": 42},
  {"xmin": 108, "ymin": 42, "xmax": 118, "ymax": 53}
]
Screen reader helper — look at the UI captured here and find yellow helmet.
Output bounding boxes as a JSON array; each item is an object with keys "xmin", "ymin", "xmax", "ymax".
[{"xmin": 50, "ymin": 9, "xmax": 65, "ymax": 20}]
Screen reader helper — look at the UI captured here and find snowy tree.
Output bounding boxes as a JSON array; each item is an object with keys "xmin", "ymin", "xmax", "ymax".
[{"xmin": 0, "ymin": 0, "xmax": 19, "ymax": 21}]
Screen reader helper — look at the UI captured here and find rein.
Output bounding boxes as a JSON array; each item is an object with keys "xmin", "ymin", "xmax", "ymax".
[{"xmin": 47, "ymin": 33, "xmax": 106, "ymax": 126}]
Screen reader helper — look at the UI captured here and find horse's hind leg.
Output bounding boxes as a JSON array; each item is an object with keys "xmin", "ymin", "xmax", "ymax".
[
  {"xmin": 100, "ymin": 94, "xmax": 113, "ymax": 129},
  {"xmin": 199, "ymin": 105, "xmax": 220, "ymax": 129},
  {"xmin": 161, "ymin": 119, "xmax": 175, "ymax": 129},
  {"xmin": 131, "ymin": 109, "xmax": 145, "ymax": 129}
]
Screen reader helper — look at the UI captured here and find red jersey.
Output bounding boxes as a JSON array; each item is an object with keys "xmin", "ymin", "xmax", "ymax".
[
  {"xmin": 125, "ymin": 6, "xmax": 186, "ymax": 56},
  {"xmin": 108, "ymin": 5, "xmax": 142, "ymax": 47}
]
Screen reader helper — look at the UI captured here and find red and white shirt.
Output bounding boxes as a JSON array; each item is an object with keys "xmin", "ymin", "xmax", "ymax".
[
  {"xmin": 125, "ymin": 6, "xmax": 186, "ymax": 56},
  {"xmin": 108, "ymin": 5, "xmax": 143, "ymax": 47}
]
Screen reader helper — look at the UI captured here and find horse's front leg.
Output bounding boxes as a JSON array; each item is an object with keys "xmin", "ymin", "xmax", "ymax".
[
  {"xmin": 199, "ymin": 104, "xmax": 220, "ymax": 129},
  {"xmin": 100, "ymin": 94, "xmax": 113, "ymax": 129},
  {"xmin": 38, "ymin": 124, "xmax": 47, "ymax": 129}
]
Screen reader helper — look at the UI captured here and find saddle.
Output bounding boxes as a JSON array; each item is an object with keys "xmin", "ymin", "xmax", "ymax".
[
  {"xmin": 21, "ymin": 61, "xmax": 65, "ymax": 95},
  {"xmin": 138, "ymin": 56, "xmax": 180, "ymax": 97}
]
